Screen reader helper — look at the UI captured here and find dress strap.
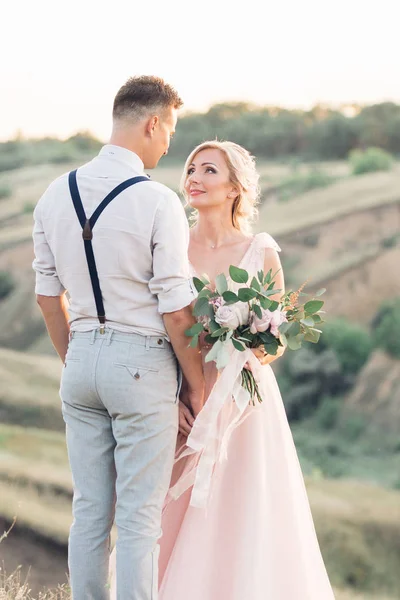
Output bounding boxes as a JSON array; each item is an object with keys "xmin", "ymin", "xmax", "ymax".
[{"xmin": 253, "ymin": 232, "xmax": 281, "ymax": 252}]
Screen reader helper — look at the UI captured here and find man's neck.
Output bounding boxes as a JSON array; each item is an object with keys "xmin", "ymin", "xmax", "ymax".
[{"xmin": 109, "ymin": 130, "xmax": 145, "ymax": 164}]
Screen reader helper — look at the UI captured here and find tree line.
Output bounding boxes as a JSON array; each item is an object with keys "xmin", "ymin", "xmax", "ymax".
[{"xmin": 1, "ymin": 101, "xmax": 400, "ymax": 172}]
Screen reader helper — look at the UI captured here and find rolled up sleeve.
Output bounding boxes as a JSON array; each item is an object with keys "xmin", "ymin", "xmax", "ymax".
[
  {"xmin": 32, "ymin": 201, "xmax": 65, "ymax": 296},
  {"xmin": 149, "ymin": 191, "xmax": 196, "ymax": 313}
]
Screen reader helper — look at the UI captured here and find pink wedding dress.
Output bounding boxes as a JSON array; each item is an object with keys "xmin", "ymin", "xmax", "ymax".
[{"xmin": 158, "ymin": 232, "xmax": 335, "ymax": 600}]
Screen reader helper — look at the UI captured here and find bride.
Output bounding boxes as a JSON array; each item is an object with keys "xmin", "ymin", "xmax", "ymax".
[
  {"xmin": 158, "ymin": 141, "xmax": 334, "ymax": 599},
  {"xmin": 111, "ymin": 140, "xmax": 334, "ymax": 599}
]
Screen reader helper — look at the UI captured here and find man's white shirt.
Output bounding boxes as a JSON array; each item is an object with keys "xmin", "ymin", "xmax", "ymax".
[{"xmin": 32, "ymin": 144, "xmax": 196, "ymax": 337}]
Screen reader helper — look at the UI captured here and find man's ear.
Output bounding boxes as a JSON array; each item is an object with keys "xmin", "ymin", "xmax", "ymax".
[{"xmin": 146, "ymin": 115, "xmax": 159, "ymax": 136}]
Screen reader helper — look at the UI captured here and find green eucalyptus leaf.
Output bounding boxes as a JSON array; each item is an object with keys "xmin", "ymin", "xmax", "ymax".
[
  {"xmin": 232, "ymin": 338, "xmax": 246, "ymax": 352},
  {"xmin": 193, "ymin": 296, "xmax": 213, "ymax": 318},
  {"xmin": 185, "ymin": 322, "xmax": 205, "ymax": 337},
  {"xmin": 287, "ymin": 336, "xmax": 302, "ymax": 350},
  {"xmin": 215, "ymin": 273, "xmax": 228, "ymax": 295},
  {"xmin": 279, "ymin": 321, "xmax": 291, "ymax": 334},
  {"xmin": 268, "ymin": 300, "xmax": 279, "ymax": 312},
  {"xmin": 229, "ymin": 265, "xmax": 249, "ymax": 284},
  {"xmin": 197, "ymin": 288, "xmax": 213, "ymax": 299},
  {"xmin": 286, "ymin": 321, "xmax": 301, "ymax": 336},
  {"xmin": 304, "ymin": 300, "xmax": 324, "ymax": 314},
  {"xmin": 250, "ymin": 276, "xmax": 261, "ymax": 292},
  {"xmin": 204, "ymin": 333, "xmax": 214, "ymax": 344},
  {"xmin": 257, "ymin": 270, "xmax": 264, "ymax": 284},
  {"xmin": 263, "ymin": 338, "xmax": 279, "ymax": 355},
  {"xmin": 211, "ymin": 327, "xmax": 230, "ymax": 338},
  {"xmin": 222, "ymin": 291, "xmax": 239, "ymax": 304},
  {"xmin": 189, "ymin": 334, "xmax": 199, "ymax": 348},
  {"xmin": 209, "ymin": 319, "xmax": 220, "ymax": 333},
  {"xmin": 253, "ymin": 304, "xmax": 262, "ymax": 319},
  {"xmin": 193, "ymin": 277, "xmax": 205, "ymax": 292},
  {"xmin": 263, "ymin": 268, "xmax": 272, "ymax": 285},
  {"xmin": 238, "ymin": 288, "xmax": 258, "ymax": 302},
  {"xmin": 304, "ymin": 329, "xmax": 321, "ymax": 343},
  {"xmin": 259, "ymin": 296, "xmax": 272, "ymax": 310},
  {"xmin": 316, "ymin": 288, "xmax": 326, "ymax": 297},
  {"xmin": 300, "ymin": 317, "xmax": 315, "ymax": 327},
  {"xmin": 279, "ymin": 332, "xmax": 288, "ymax": 346}
]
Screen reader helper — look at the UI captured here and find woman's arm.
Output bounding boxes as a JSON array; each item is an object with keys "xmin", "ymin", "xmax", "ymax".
[{"xmin": 252, "ymin": 246, "xmax": 286, "ymax": 366}]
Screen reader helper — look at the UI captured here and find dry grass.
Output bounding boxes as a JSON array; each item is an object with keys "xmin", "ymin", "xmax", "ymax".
[
  {"xmin": 0, "ymin": 481, "xmax": 71, "ymax": 545},
  {"xmin": 334, "ymin": 589, "xmax": 394, "ymax": 600},
  {"xmin": 258, "ymin": 164, "xmax": 400, "ymax": 237},
  {"xmin": 0, "ymin": 566, "xmax": 69, "ymax": 599},
  {"xmin": 0, "ymin": 348, "xmax": 61, "ymax": 408},
  {"xmin": 0, "ymin": 163, "xmax": 79, "ymax": 222}
]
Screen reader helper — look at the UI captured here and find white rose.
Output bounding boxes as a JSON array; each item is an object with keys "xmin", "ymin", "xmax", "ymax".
[{"xmin": 215, "ymin": 302, "xmax": 249, "ymax": 330}]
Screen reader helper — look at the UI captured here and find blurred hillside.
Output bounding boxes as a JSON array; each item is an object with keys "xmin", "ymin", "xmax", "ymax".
[{"xmin": 1, "ymin": 104, "xmax": 400, "ymax": 598}]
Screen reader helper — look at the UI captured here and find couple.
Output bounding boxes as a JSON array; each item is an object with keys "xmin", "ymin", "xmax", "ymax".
[{"xmin": 33, "ymin": 75, "xmax": 334, "ymax": 599}]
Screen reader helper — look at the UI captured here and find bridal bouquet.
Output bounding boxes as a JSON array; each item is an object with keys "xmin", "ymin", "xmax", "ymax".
[{"xmin": 185, "ymin": 265, "xmax": 325, "ymax": 403}]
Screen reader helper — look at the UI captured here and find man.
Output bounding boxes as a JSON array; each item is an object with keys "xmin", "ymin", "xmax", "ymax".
[{"xmin": 33, "ymin": 75, "xmax": 205, "ymax": 600}]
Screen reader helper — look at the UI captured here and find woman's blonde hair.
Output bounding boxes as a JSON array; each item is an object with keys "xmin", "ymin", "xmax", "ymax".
[{"xmin": 181, "ymin": 140, "xmax": 260, "ymax": 235}]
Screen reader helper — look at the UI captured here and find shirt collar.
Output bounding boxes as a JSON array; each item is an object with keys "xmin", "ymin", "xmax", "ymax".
[{"xmin": 99, "ymin": 144, "xmax": 145, "ymax": 173}]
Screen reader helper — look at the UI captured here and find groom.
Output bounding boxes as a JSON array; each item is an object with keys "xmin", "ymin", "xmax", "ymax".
[{"xmin": 33, "ymin": 76, "xmax": 205, "ymax": 600}]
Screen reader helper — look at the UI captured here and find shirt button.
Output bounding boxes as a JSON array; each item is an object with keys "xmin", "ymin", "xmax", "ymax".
[
  {"xmin": 134, "ymin": 372, "xmax": 140, "ymax": 380},
  {"xmin": 157, "ymin": 339, "xmax": 163, "ymax": 345}
]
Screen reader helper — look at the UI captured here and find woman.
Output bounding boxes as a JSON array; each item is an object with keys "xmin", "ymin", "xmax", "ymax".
[{"xmin": 158, "ymin": 141, "xmax": 335, "ymax": 599}]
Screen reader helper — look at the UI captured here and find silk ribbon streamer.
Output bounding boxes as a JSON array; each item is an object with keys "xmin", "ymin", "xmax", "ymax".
[{"xmin": 167, "ymin": 345, "xmax": 263, "ymax": 509}]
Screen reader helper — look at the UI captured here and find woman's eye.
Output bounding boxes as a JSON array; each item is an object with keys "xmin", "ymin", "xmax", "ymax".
[
  {"xmin": 187, "ymin": 168, "xmax": 194, "ymax": 175},
  {"xmin": 206, "ymin": 167, "xmax": 217, "ymax": 174}
]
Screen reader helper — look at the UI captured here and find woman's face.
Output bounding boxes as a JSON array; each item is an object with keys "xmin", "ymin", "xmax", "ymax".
[{"xmin": 185, "ymin": 148, "xmax": 236, "ymax": 210}]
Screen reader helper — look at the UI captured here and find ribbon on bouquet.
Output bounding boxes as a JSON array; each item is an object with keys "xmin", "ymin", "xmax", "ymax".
[{"xmin": 167, "ymin": 344, "xmax": 263, "ymax": 509}]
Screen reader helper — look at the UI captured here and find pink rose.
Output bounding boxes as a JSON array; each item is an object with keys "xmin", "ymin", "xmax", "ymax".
[
  {"xmin": 270, "ymin": 309, "xmax": 287, "ymax": 337},
  {"xmin": 250, "ymin": 309, "xmax": 273, "ymax": 334},
  {"xmin": 250, "ymin": 308, "xmax": 287, "ymax": 337}
]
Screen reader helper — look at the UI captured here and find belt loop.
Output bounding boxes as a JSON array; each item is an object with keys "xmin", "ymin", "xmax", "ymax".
[
  {"xmin": 145, "ymin": 336, "xmax": 150, "ymax": 351},
  {"xmin": 90, "ymin": 329, "xmax": 96, "ymax": 345},
  {"xmin": 106, "ymin": 329, "xmax": 113, "ymax": 346}
]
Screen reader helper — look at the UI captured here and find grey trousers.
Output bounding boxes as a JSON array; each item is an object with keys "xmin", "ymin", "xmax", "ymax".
[{"xmin": 60, "ymin": 328, "xmax": 180, "ymax": 600}]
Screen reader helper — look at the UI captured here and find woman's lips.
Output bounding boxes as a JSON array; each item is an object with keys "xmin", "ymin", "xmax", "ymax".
[{"xmin": 189, "ymin": 190, "xmax": 206, "ymax": 196}]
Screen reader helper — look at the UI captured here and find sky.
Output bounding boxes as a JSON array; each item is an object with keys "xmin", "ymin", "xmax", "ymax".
[{"xmin": 1, "ymin": 0, "xmax": 399, "ymax": 141}]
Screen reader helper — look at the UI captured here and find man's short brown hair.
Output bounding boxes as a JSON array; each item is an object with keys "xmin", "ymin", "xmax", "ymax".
[{"xmin": 113, "ymin": 75, "xmax": 183, "ymax": 121}]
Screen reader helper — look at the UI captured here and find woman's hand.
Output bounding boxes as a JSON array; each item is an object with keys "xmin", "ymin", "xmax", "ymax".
[
  {"xmin": 178, "ymin": 401, "xmax": 195, "ymax": 437},
  {"xmin": 245, "ymin": 346, "xmax": 285, "ymax": 371}
]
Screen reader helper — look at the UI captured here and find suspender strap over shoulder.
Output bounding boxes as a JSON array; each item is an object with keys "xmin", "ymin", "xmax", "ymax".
[{"xmin": 68, "ymin": 169, "xmax": 150, "ymax": 333}]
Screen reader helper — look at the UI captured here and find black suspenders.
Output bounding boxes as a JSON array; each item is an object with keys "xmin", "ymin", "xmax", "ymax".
[{"xmin": 68, "ymin": 169, "xmax": 150, "ymax": 333}]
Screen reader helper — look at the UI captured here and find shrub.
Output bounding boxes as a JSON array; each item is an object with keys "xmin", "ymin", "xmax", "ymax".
[
  {"xmin": 381, "ymin": 234, "xmax": 399, "ymax": 249},
  {"xmin": 0, "ymin": 271, "xmax": 15, "ymax": 300},
  {"xmin": 278, "ymin": 168, "xmax": 335, "ymax": 202},
  {"xmin": 0, "ymin": 183, "xmax": 12, "ymax": 199},
  {"xmin": 340, "ymin": 413, "xmax": 367, "ymax": 441},
  {"xmin": 372, "ymin": 298, "xmax": 400, "ymax": 359},
  {"xmin": 280, "ymin": 347, "xmax": 344, "ymax": 420},
  {"xmin": 316, "ymin": 396, "xmax": 341, "ymax": 430},
  {"xmin": 319, "ymin": 318, "xmax": 372, "ymax": 376},
  {"xmin": 23, "ymin": 201, "xmax": 36, "ymax": 213},
  {"xmin": 349, "ymin": 147, "xmax": 393, "ymax": 175}
]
